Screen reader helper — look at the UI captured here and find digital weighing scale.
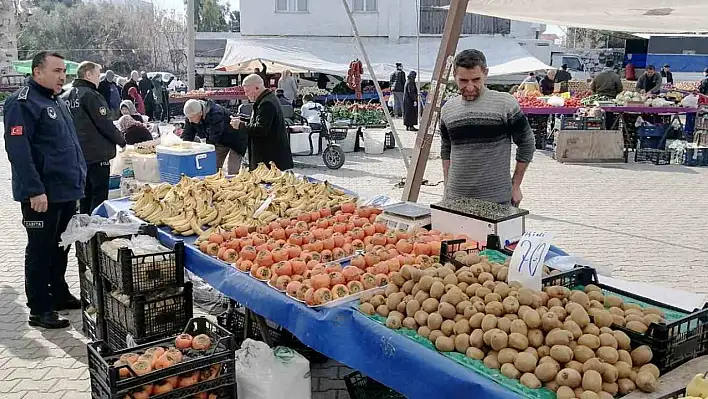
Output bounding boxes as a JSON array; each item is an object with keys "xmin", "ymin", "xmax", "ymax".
[
  {"xmin": 377, "ymin": 202, "xmax": 431, "ymax": 232},
  {"xmin": 430, "ymin": 198, "xmax": 529, "ymax": 244}
]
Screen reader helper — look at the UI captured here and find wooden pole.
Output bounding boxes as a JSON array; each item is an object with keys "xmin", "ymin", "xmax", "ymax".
[
  {"xmin": 401, "ymin": 0, "xmax": 469, "ymax": 202},
  {"xmin": 341, "ymin": 0, "xmax": 410, "ymax": 169}
]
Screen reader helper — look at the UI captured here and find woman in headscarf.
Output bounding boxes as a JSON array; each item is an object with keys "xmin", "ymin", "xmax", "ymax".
[
  {"xmin": 120, "ymin": 100, "xmax": 143, "ymax": 122},
  {"xmin": 128, "ymin": 86, "xmax": 145, "ymax": 114},
  {"xmin": 403, "ymin": 70, "xmax": 419, "ymax": 131},
  {"xmin": 117, "ymin": 115, "xmax": 154, "ymax": 145}
]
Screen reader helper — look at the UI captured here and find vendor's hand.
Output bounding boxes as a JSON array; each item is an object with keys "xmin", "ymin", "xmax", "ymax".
[
  {"xmin": 30, "ymin": 194, "xmax": 48, "ymax": 213},
  {"xmin": 511, "ymin": 186, "xmax": 523, "ymax": 207},
  {"xmin": 230, "ymin": 117, "xmax": 242, "ymax": 130}
]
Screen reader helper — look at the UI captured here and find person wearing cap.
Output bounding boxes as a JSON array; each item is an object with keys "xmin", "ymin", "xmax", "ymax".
[
  {"xmin": 636, "ymin": 65, "xmax": 662, "ymax": 94},
  {"xmin": 660, "ymin": 64, "xmax": 674, "ymax": 85}
]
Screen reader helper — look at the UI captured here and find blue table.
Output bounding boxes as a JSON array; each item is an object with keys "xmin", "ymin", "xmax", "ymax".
[{"xmin": 96, "ymin": 198, "xmax": 564, "ymax": 399}]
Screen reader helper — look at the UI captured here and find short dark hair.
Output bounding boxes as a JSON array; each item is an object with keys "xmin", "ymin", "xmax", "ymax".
[
  {"xmin": 31, "ymin": 51, "xmax": 65, "ymax": 76},
  {"xmin": 647, "ymin": 64, "xmax": 656, "ymax": 71},
  {"xmin": 77, "ymin": 61, "xmax": 101, "ymax": 79},
  {"xmin": 605, "ymin": 61, "xmax": 614, "ymax": 68},
  {"xmin": 454, "ymin": 49, "xmax": 487, "ymax": 70},
  {"xmin": 303, "ymin": 94, "xmax": 313, "ymax": 102},
  {"xmin": 561, "ymin": 64, "xmax": 568, "ymax": 70}
]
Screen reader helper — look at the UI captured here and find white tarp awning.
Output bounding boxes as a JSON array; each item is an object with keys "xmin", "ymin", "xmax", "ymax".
[
  {"xmin": 215, "ymin": 36, "xmax": 551, "ymax": 81},
  {"xmin": 463, "ymin": 0, "xmax": 708, "ymax": 33}
]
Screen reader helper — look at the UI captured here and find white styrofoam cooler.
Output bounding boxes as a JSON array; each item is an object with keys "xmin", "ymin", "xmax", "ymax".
[
  {"xmin": 430, "ymin": 203, "xmax": 528, "ymax": 245},
  {"xmin": 290, "ymin": 132, "xmax": 320, "ymax": 155},
  {"xmin": 363, "ymin": 129, "xmax": 385, "ymax": 154},
  {"xmin": 130, "ymin": 153, "xmax": 160, "ymax": 183}
]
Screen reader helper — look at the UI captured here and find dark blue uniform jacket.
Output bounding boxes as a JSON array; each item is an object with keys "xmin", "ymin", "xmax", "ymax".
[{"xmin": 3, "ymin": 79, "xmax": 87, "ymax": 203}]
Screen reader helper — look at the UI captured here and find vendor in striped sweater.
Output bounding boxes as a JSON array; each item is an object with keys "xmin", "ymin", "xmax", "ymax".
[{"xmin": 440, "ymin": 49, "xmax": 535, "ymax": 206}]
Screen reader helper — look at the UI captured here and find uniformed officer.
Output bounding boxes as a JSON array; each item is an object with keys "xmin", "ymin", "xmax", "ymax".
[
  {"xmin": 3, "ymin": 51, "xmax": 87, "ymax": 329},
  {"xmin": 62, "ymin": 61, "xmax": 126, "ymax": 214}
]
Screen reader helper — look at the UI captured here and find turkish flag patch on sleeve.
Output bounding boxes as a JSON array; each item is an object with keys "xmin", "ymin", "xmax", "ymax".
[{"xmin": 10, "ymin": 126, "xmax": 23, "ymax": 136}]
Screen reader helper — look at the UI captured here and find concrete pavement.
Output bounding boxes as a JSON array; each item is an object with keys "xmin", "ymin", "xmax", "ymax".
[{"xmin": 0, "ymin": 119, "xmax": 707, "ymax": 398}]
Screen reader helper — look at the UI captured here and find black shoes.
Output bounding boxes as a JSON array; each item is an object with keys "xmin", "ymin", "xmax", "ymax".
[
  {"xmin": 29, "ymin": 312, "xmax": 70, "ymax": 329},
  {"xmin": 406, "ymin": 126, "xmax": 419, "ymax": 131},
  {"xmin": 55, "ymin": 295, "xmax": 81, "ymax": 311}
]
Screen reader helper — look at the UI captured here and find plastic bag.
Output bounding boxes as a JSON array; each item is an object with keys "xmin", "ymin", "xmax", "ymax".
[
  {"xmin": 235, "ymin": 339, "xmax": 311, "ymax": 399},
  {"xmin": 99, "ymin": 235, "xmax": 169, "ymax": 261},
  {"xmin": 387, "ymin": 96, "xmax": 394, "ymax": 108},
  {"xmin": 547, "ymin": 96, "xmax": 565, "ymax": 107},
  {"xmin": 184, "ymin": 269, "xmax": 229, "ymax": 314},
  {"xmin": 59, "ymin": 213, "xmax": 143, "ymax": 248},
  {"xmin": 545, "ymin": 255, "xmax": 613, "ymax": 277},
  {"xmin": 161, "ymin": 130, "xmax": 183, "ymax": 146},
  {"xmin": 110, "ymin": 146, "xmax": 126, "ymax": 176},
  {"xmin": 681, "ymin": 93, "xmax": 699, "ymax": 108}
]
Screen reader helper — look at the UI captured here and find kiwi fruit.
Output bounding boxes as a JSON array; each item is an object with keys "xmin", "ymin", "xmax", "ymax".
[
  {"xmin": 441, "ymin": 319, "xmax": 455, "ymax": 336},
  {"xmin": 435, "ymin": 335, "xmax": 455, "ymax": 352},
  {"xmin": 617, "ymin": 378, "xmax": 636, "ymax": 395},
  {"xmin": 513, "ymin": 351, "xmax": 537, "ymax": 373},
  {"xmin": 427, "ymin": 312, "xmax": 443, "ymax": 330},
  {"xmin": 535, "ymin": 362, "xmax": 559, "ymax": 382},
  {"xmin": 376, "ymin": 305, "xmax": 390, "ymax": 317},
  {"xmin": 570, "ymin": 308, "xmax": 591, "ymax": 328},
  {"xmin": 484, "ymin": 352, "xmax": 501, "ymax": 369},
  {"xmin": 556, "ymin": 368, "xmax": 582, "ymax": 388},
  {"xmin": 527, "ymin": 329, "xmax": 545, "ymax": 348},
  {"xmin": 501, "ymin": 363, "xmax": 521, "ymax": 379},
  {"xmin": 556, "ymin": 386, "xmax": 575, "ymax": 399},
  {"xmin": 508, "ymin": 332, "xmax": 529, "ymax": 351},
  {"xmin": 573, "ymin": 345, "xmax": 596, "ymax": 363},
  {"xmin": 626, "ymin": 320, "xmax": 648, "ymax": 333},
  {"xmin": 520, "ymin": 373, "xmax": 542, "ymax": 389},
  {"xmin": 453, "ymin": 333, "xmax": 470, "ymax": 353},
  {"xmin": 596, "ymin": 347, "xmax": 619, "ymax": 364},
  {"xmin": 421, "ymin": 298, "xmax": 439, "ymax": 313},
  {"xmin": 386, "ymin": 315, "xmax": 402, "ymax": 329},
  {"xmin": 465, "ymin": 346, "xmax": 484, "ymax": 360},
  {"xmin": 550, "ymin": 345, "xmax": 573, "ymax": 363},
  {"xmin": 639, "ymin": 364, "xmax": 660, "ymax": 379},
  {"xmin": 582, "ymin": 369, "xmax": 603, "ymax": 393},
  {"xmin": 523, "ymin": 310, "xmax": 542, "ymax": 329},
  {"xmin": 438, "ymin": 302, "xmax": 456, "ymax": 319},
  {"xmin": 630, "ymin": 345, "xmax": 653, "ymax": 366},
  {"xmin": 359, "ymin": 302, "xmax": 375, "ymax": 315},
  {"xmin": 497, "ymin": 348, "xmax": 518, "ymax": 364}
]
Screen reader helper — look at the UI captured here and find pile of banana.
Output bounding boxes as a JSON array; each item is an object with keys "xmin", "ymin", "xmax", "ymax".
[{"xmin": 130, "ymin": 162, "xmax": 355, "ymax": 236}]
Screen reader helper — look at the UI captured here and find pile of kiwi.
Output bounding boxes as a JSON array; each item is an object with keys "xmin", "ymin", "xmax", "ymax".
[{"xmin": 359, "ymin": 254, "xmax": 663, "ymax": 399}]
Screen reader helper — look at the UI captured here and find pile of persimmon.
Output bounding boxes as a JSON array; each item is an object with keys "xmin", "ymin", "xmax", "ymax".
[{"xmin": 113, "ymin": 333, "xmax": 220, "ymax": 399}]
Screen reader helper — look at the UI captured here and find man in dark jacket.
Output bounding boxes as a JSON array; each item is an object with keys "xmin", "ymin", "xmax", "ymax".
[
  {"xmin": 98, "ymin": 70, "xmax": 121, "ymax": 119},
  {"xmin": 121, "ymin": 70, "xmax": 140, "ymax": 100},
  {"xmin": 554, "ymin": 64, "xmax": 572, "ymax": 93},
  {"xmin": 62, "ymin": 61, "xmax": 127, "ymax": 215},
  {"xmin": 254, "ymin": 60, "xmax": 268, "ymax": 86},
  {"xmin": 3, "ymin": 51, "xmax": 87, "ymax": 329},
  {"xmin": 390, "ymin": 63, "xmax": 406, "ymax": 117},
  {"xmin": 228, "ymin": 74, "xmax": 293, "ymax": 171},
  {"xmin": 636, "ymin": 65, "xmax": 662, "ymax": 94},
  {"xmin": 182, "ymin": 98, "xmax": 246, "ymax": 174},
  {"xmin": 699, "ymin": 68, "xmax": 708, "ymax": 95},
  {"xmin": 138, "ymin": 71, "xmax": 152, "ymax": 98},
  {"xmin": 591, "ymin": 62, "xmax": 623, "ymax": 98},
  {"xmin": 660, "ymin": 64, "xmax": 674, "ymax": 85}
]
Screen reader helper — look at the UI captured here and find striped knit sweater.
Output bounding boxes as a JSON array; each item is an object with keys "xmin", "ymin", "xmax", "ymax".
[{"xmin": 440, "ymin": 88, "xmax": 535, "ymax": 204}]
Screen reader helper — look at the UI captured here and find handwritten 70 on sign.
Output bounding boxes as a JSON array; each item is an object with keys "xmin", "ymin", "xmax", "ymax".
[{"xmin": 508, "ymin": 231, "xmax": 554, "ymax": 291}]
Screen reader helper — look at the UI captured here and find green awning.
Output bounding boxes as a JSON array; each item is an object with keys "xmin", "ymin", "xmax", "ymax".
[{"xmin": 11, "ymin": 59, "xmax": 80, "ymax": 75}]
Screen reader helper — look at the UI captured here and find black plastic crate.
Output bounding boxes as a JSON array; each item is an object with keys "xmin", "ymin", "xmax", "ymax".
[
  {"xmin": 97, "ymin": 225, "xmax": 185, "ymax": 295},
  {"xmin": 80, "ymin": 259, "xmax": 106, "ymax": 342},
  {"xmin": 439, "ymin": 239, "xmax": 486, "ymax": 270},
  {"xmin": 105, "ymin": 319, "xmax": 180, "ymax": 352},
  {"xmin": 92, "ymin": 380, "xmax": 235, "ymax": 399},
  {"xmin": 560, "ymin": 116, "xmax": 584, "ymax": 130},
  {"xmin": 88, "ymin": 317, "xmax": 236, "ymax": 399},
  {"xmin": 636, "ymin": 148, "xmax": 671, "ymax": 165},
  {"xmin": 76, "ymin": 239, "xmax": 98, "ymax": 271},
  {"xmin": 216, "ymin": 308, "xmax": 328, "ymax": 363},
  {"xmin": 103, "ymin": 280, "xmax": 193, "ymax": 341},
  {"xmin": 344, "ymin": 371, "xmax": 405, "ymax": 399},
  {"xmin": 658, "ymin": 388, "xmax": 687, "ymax": 399},
  {"xmin": 543, "ymin": 267, "xmax": 708, "ymax": 374}
]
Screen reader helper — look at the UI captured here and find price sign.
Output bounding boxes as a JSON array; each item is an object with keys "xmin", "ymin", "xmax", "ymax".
[{"xmin": 508, "ymin": 231, "xmax": 554, "ymax": 291}]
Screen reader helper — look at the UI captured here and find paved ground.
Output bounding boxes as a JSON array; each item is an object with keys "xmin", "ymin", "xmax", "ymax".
[{"xmin": 0, "ymin": 118, "xmax": 707, "ymax": 398}]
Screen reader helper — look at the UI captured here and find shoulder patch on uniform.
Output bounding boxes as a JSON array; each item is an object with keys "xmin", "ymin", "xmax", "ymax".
[
  {"xmin": 47, "ymin": 107, "xmax": 57, "ymax": 119},
  {"xmin": 10, "ymin": 126, "xmax": 23, "ymax": 136},
  {"xmin": 99, "ymin": 107, "xmax": 107, "ymax": 116},
  {"xmin": 18, "ymin": 86, "xmax": 29, "ymax": 101}
]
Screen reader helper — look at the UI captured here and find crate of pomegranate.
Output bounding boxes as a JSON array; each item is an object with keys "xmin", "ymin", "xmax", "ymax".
[
  {"xmin": 542, "ymin": 266, "xmax": 708, "ymax": 374},
  {"xmin": 103, "ymin": 281, "xmax": 194, "ymax": 342},
  {"xmin": 97, "ymin": 224, "xmax": 186, "ymax": 295},
  {"xmin": 88, "ymin": 317, "xmax": 236, "ymax": 399}
]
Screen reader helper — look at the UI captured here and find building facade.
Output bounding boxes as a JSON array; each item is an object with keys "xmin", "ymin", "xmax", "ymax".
[{"xmin": 0, "ymin": 0, "xmax": 19, "ymax": 75}]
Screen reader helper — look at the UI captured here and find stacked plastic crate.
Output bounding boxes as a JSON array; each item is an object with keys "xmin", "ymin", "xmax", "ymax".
[{"xmin": 93, "ymin": 225, "xmax": 193, "ymax": 350}]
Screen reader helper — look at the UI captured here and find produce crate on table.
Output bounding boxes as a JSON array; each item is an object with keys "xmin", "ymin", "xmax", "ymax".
[
  {"xmin": 682, "ymin": 147, "xmax": 708, "ymax": 166},
  {"xmin": 636, "ymin": 148, "xmax": 671, "ymax": 165},
  {"xmin": 560, "ymin": 116, "xmax": 584, "ymax": 130},
  {"xmin": 216, "ymin": 308, "xmax": 328, "ymax": 363},
  {"xmin": 344, "ymin": 371, "xmax": 405, "ymax": 399},
  {"xmin": 543, "ymin": 267, "xmax": 708, "ymax": 374},
  {"xmin": 75, "ymin": 223, "xmax": 152, "ymax": 272},
  {"xmin": 103, "ymin": 281, "xmax": 193, "ymax": 343},
  {"xmin": 88, "ymin": 317, "xmax": 236, "ymax": 399},
  {"xmin": 96, "ymin": 225, "xmax": 185, "ymax": 295},
  {"xmin": 80, "ymin": 258, "xmax": 106, "ymax": 342}
]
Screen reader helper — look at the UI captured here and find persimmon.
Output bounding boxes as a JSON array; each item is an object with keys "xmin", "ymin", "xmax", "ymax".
[
  {"xmin": 386, "ymin": 257, "xmax": 401, "ymax": 272},
  {"xmin": 256, "ymin": 225, "xmax": 270, "ymax": 235},
  {"xmin": 175, "ymin": 334, "xmax": 193, "ymax": 349},
  {"xmin": 153, "ymin": 354, "xmax": 175, "ymax": 370},
  {"xmin": 114, "ymin": 359, "xmax": 131, "ymax": 379},
  {"xmin": 351, "ymin": 239, "xmax": 365, "ymax": 251},
  {"xmin": 250, "ymin": 262, "xmax": 260, "ymax": 275},
  {"xmin": 255, "ymin": 250, "xmax": 273, "ymax": 267},
  {"xmin": 206, "ymin": 243, "xmax": 220, "ymax": 257},
  {"xmin": 273, "ymin": 261, "xmax": 293, "ymax": 277},
  {"xmin": 270, "ymin": 248, "xmax": 287, "ymax": 263},
  {"xmin": 306, "ymin": 259, "xmax": 320, "ymax": 270},
  {"xmin": 237, "ymin": 245, "xmax": 255, "ymax": 261},
  {"xmin": 345, "ymin": 281, "xmax": 361, "ymax": 294},
  {"xmin": 284, "ymin": 226, "xmax": 298, "ymax": 238},
  {"xmin": 313, "ymin": 218, "xmax": 327, "ymax": 229},
  {"xmin": 364, "ymin": 253, "xmax": 380, "ymax": 268},
  {"xmin": 275, "ymin": 275, "xmax": 291, "ymax": 290},
  {"xmin": 303, "ymin": 287, "xmax": 315, "ymax": 305},
  {"xmin": 346, "ymin": 221, "xmax": 356, "ymax": 232},
  {"xmin": 291, "ymin": 274, "xmax": 304, "ymax": 282},
  {"xmin": 341, "ymin": 202, "xmax": 355, "ymax": 213},
  {"xmin": 375, "ymin": 273, "xmax": 389, "ymax": 287},
  {"xmin": 287, "ymin": 233, "xmax": 303, "ymax": 246},
  {"xmin": 319, "ymin": 248, "xmax": 332, "ymax": 262},
  {"xmin": 150, "ymin": 381, "xmax": 173, "ymax": 395},
  {"xmin": 373, "ymin": 262, "xmax": 389, "ymax": 275},
  {"xmin": 238, "ymin": 259, "xmax": 253, "ymax": 272},
  {"xmin": 208, "ymin": 233, "xmax": 224, "ymax": 244},
  {"xmin": 429, "ymin": 241, "xmax": 441, "ymax": 256},
  {"xmin": 221, "ymin": 248, "xmax": 238, "ymax": 263},
  {"xmin": 361, "ymin": 223, "xmax": 375, "ymax": 237},
  {"xmin": 269, "ymin": 228, "xmax": 286, "ymax": 240},
  {"xmin": 130, "ymin": 359, "xmax": 152, "ymax": 376},
  {"xmin": 324, "ymin": 262, "xmax": 342, "ymax": 274},
  {"xmin": 254, "ymin": 243, "xmax": 269, "ymax": 253},
  {"xmin": 297, "ymin": 284, "xmax": 311, "ymax": 301},
  {"xmin": 350, "ymin": 255, "xmax": 365, "ymax": 270},
  {"xmin": 178, "ymin": 373, "xmax": 199, "ymax": 388},
  {"xmin": 310, "ymin": 266, "xmax": 325, "ymax": 277},
  {"xmin": 199, "ymin": 241, "xmax": 209, "ymax": 253},
  {"xmin": 361, "ymin": 273, "xmax": 377, "ymax": 290},
  {"xmin": 355, "ymin": 207, "xmax": 370, "ymax": 218},
  {"xmin": 332, "ymin": 222, "xmax": 347, "ymax": 234},
  {"xmin": 352, "ymin": 217, "xmax": 368, "ymax": 228},
  {"xmin": 332, "ymin": 247, "xmax": 346, "ymax": 260},
  {"xmin": 286, "ymin": 281, "xmax": 302, "ymax": 297},
  {"xmin": 341, "ymin": 266, "xmax": 361, "ymax": 282},
  {"xmin": 120, "ymin": 353, "xmax": 139, "ymax": 364},
  {"xmin": 192, "ymin": 334, "xmax": 212, "ymax": 350},
  {"xmin": 313, "ymin": 288, "xmax": 333, "ymax": 305},
  {"xmin": 311, "ymin": 273, "xmax": 330, "ymax": 290},
  {"xmin": 255, "ymin": 266, "xmax": 272, "ymax": 280},
  {"xmin": 342, "ymin": 243, "xmax": 354, "ymax": 255},
  {"xmin": 416, "ymin": 254, "xmax": 433, "ymax": 269},
  {"xmin": 319, "ymin": 208, "xmax": 332, "ymax": 217},
  {"xmin": 296, "ymin": 212, "xmax": 311, "ymax": 223},
  {"xmin": 328, "ymin": 271, "xmax": 345, "ymax": 286},
  {"xmin": 287, "ymin": 258, "xmax": 305, "ymax": 275},
  {"xmin": 395, "ymin": 239, "xmax": 413, "ymax": 254},
  {"xmin": 144, "ymin": 347, "xmax": 165, "ymax": 364},
  {"xmin": 127, "ymin": 387, "xmax": 151, "ymax": 399},
  {"xmin": 331, "ymin": 284, "xmax": 349, "ymax": 299}
]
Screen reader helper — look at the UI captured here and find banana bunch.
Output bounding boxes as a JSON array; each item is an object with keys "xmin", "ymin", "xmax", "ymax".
[{"xmin": 130, "ymin": 162, "xmax": 356, "ymax": 236}]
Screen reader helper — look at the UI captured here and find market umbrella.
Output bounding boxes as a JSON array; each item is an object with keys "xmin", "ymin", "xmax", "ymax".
[{"xmin": 11, "ymin": 59, "xmax": 80, "ymax": 75}]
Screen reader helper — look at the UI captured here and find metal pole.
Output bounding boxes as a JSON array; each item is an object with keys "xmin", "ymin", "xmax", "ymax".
[
  {"xmin": 186, "ymin": 0, "xmax": 196, "ymax": 91},
  {"xmin": 416, "ymin": 0, "xmax": 421, "ymax": 119},
  {"xmin": 401, "ymin": 0, "xmax": 469, "ymax": 202},
  {"xmin": 341, "ymin": 0, "xmax": 410, "ymax": 169}
]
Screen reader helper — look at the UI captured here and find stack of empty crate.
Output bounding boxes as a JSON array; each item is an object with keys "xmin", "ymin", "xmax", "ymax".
[{"xmin": 77, "ymin": 224, "xmax": 193, "ymax": 350}]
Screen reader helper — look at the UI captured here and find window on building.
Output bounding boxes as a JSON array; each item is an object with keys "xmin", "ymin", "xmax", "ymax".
[
  {"xmin": 352, "ymin": 0, "xmax": 376, "ymax": 12},
  {"xmin": 276, "ymin": 0, "xmax": 308, "ymax": 12}
]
